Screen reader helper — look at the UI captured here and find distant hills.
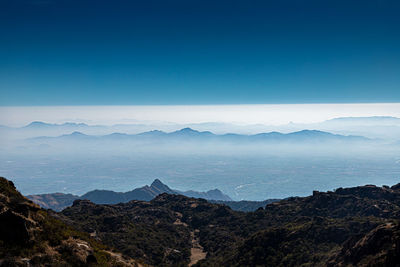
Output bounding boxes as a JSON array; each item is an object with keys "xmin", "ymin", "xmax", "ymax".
[
  {"xmin": 28, "ymin": 179, "xmax": 279, "ymax": 212},
  {"xmin": 291, "ymin": 116, "xmax": 400, "ymax": 140},
  {"xmin": 30, "ymin": 128, "xmax": 370, "ymax": 144},
  {"xmin": 15, "ymin": 116, "xmax": 400, "ymax": 130},
  {"xmin": 2, "ymin": 116, "xmax": 400, "ymax": 141},
  {"xmin": 24, "ymin": 121, "xmax": 90, "ymax": 129},
  {"xmin": 27, "ymin": 179, "xmax": 233, "ymax": 211}
]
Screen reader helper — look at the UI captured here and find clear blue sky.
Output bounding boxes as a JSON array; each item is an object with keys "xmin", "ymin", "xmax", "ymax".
[{"xmin": 0, "ymin": 0, "xmax": 399, "ymax": 105}]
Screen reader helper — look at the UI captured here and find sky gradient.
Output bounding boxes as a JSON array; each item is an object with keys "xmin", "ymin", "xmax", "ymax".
[{"xmin": 1, "ymin": 0, "xmax": 400, "ymax": 105}]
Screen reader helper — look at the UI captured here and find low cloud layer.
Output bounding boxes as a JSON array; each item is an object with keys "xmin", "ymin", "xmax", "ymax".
[{"xmin": 1, "ymin": 103, "xmax": 400, "ymax": 127}]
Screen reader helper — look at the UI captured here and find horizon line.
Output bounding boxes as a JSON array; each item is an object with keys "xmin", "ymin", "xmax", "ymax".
[{"xmin": 1, "ymin": 103, "xmax": 400, "ymax": 127}]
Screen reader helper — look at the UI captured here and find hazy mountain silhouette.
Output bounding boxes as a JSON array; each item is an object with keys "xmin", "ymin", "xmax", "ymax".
[
  {"xmin": 3, "ymin": 116, "xmax": 399, "ymax": 140},
  {"xmin": 27, "ymin": 179, "xmax": 232, "ymax": 211},
  {"xmin": 24, "ymin": 121, "xmax": 90, "ymax": 129},
  {"xmin": 30, "ymin": 128, "xmax": 370, "ymax": 144}
]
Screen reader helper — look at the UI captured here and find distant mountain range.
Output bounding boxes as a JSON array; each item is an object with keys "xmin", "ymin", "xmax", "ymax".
[
  {"xmin": 27, "ymin": 179, "xmax": 233, "ymax": 211},
  {"xmin": 2, "ymin": 116, "xmax": 400, "ymax": 141},
  {"xmin": 15, "ymin": 116, "xmax": 400, "ymax": 130},
  {"xmin": 23, "ymin": 121, "xmax": 90, "ymax": 129},
  {"xmin": 29, "ymin": 128, "xmax": 370, "ymax": 145}
]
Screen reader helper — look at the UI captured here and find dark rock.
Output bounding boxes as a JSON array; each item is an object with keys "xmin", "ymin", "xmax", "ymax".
[
  {"xmin": 0, "ymin": 209, "xmax": 30, "ymax": 245},
  {"xmin": 86, "ymin": 254, "xmax": 97, "ymax": 264}
]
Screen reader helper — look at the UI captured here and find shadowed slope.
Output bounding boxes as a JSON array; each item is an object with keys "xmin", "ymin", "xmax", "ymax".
[{"xmin": 0, "ymin": 177, "xmax": 140, "ymax": 266}]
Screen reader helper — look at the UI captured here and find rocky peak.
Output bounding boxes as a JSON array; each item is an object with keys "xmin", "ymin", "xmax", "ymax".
[{"xmin": 151, "ymin": 178, "xmax": 169, "ymax": 190}]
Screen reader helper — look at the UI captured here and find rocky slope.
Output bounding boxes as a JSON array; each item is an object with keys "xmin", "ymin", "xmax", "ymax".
[
  {"xmin": 4, "ymin": 175, "xmax": 400, "ymax": 266},
  {"xmin": 27, "ymin": 192, "xmax": 79, "ymax": 211},
  {"xmin": 328, "ymin": 222, "xmax": 400, "ymax": 266},
  {"xmin": 58, "ymin": 183, "xmax": 400, "ymax": 267},
  {"xmin": 0, "ymin": 177, "xmax": 141, "ymax": 266}
]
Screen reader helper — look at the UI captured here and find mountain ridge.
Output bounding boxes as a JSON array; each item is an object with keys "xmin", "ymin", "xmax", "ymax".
[
  {"xmin": 11, "ymin": 116, "xmax": 400, "ymax": 130},
  {"xmin": 4, "ymin": 116, "xmax": 400, "ymax": 141},
  {"xmin": 27, "ymin": 179, "xmax": 233, "ymax": 211},
  {"xmin": 30, "ymin": 128, "xmax": 370, "ymax": 143}
]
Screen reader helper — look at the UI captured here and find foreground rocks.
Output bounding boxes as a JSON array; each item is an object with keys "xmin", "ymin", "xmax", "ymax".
[{"xmin": 0, "ymin": 177, "xmax": 141, "ymax": 266}]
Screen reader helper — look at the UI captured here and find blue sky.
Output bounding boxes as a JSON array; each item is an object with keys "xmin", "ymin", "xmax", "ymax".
[{"xmin": 0, "ymin": 0, "xmax": 399, "ymax": 105}]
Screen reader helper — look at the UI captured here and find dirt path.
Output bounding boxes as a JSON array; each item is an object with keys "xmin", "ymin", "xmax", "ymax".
[
  {"xmin": 106, "ymin": 251, "xmax": 144, "ymax": 267},
  {"xmin": 189, "ymin": 230, "xmax": 207, "ymax": 266}
]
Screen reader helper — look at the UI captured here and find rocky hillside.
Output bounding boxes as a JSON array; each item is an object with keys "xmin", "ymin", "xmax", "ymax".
[
  {"xmin": 27, "ymin": 192, "xmax": 79, "ymax": 212},
  {"xmin": 0, "ymin": 177, "xmax": 141, "ymax": 266},
  {"xmin": 328, "ymin": 222, "xmax": 400, "ymax": 266},
  {"xmin": 58, "ymin": 183, "xmax": 400, "ymax": 267},
  {"xmin": 4, "ymin": 175, "xmax": 400, "ymax": 266}
]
